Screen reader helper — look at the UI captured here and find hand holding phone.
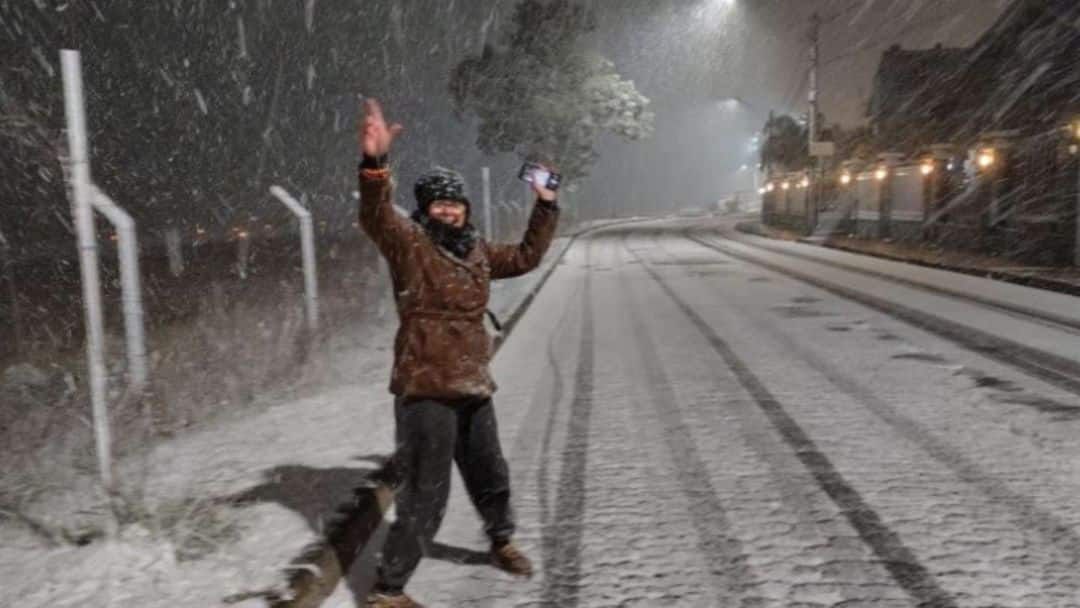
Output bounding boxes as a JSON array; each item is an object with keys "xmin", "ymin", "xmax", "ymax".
[{"xmin": 518, "ymin": 162, "xmax": 561, "ymax": 192}]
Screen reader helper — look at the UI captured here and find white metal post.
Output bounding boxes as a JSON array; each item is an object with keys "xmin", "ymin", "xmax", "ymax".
[
  {"xmin": 236, "ymin": 234, "xmax": 250, "ymax": 279},
  {"xmin": 481, "ymin": 167, "xmax": 492, "ymax": 242},
  {"xmin": 524, "ymin": 181, "xmax": 533, "ymax": 225},
  {"xmin": 61, "ymin": 49, "xmax": 113, "ymax": 492},
  {"xmin": 91, "ymin": 186, "xmax": 147, "ymax": 389},
  {"xmin": 269, "ymin": 185, "xmax": 319, "ymax": 331},
  {"xmin": 164, "ymin": 227, "xmax": 184, "ymax": 277}
]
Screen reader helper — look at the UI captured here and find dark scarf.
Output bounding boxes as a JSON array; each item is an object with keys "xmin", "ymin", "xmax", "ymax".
[{"xmin": 411, "ymin": 210, "xmax": 478, "ymax": 259}]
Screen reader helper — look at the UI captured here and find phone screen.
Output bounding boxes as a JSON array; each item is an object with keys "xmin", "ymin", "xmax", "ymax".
[{"xmin": 518, "ymin": 162, "xmax": 560, "ymax": 191}]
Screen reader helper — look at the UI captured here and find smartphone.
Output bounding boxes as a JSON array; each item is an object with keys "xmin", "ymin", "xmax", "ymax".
[{"xmin": 518, "ymin": 162, "xmax": 561, "ymax": 191}]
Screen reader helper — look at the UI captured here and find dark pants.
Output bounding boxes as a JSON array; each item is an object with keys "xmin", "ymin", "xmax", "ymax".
[{"xmin": 375, "ymin": 396, "xmax": 515, "ymax": 593}]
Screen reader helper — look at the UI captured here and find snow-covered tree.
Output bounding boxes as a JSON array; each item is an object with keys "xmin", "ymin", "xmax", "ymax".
[
  {"xmin": 449, "ymin": 0, "xmax": 653, "ymax": 183},
  {"xmin": 760, "ymin": 113, "xmax": 809, "ymax": 175}
]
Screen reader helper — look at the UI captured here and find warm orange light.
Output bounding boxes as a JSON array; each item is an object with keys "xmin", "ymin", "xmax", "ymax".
[
  {"xmin": 874, "ymin": 167, "xmax": 888, "ymax": 181},
  {"xmin": 840, "ymin": 173, "xmax": 852, "ymax": 185},
  {"xmin": 977, "ymin": 149, "xmax": 995, "ymax": 169},
  {"xmin": 920, "ymin": 162, "xmax": 934, "ymax": 176},
  {"xmin": 799, "ymin": 177, "xmax": 810, "ymax": 188},
  {"xmin": 765, "ymin": 182, "xmax": 775, "ymax": 192},
  {"xmin": 781, "ymin": 182, "xmax": 790, "ymax": 190}
]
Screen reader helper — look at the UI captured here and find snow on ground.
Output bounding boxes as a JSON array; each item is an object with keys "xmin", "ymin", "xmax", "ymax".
[
  {"xmin": 6, "ymin": 214, "xmax": 1078, "ymax": 607},
  {"xmin": 366, "ymin": 219, "xmax": 1080, "ymax": 607},
  {"xmin": 0, "ymin": 236, "xmax": 572, "ymax": 608}
]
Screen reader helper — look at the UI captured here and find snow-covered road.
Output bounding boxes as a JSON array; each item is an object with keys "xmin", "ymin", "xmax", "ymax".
[
  {"xmin": 8, "ymin": 218, "xmax": 1077, "ymax": 608},
  {"xmin": 332, "ymin": 219, "xmax": 1080, "ymax": 607}
]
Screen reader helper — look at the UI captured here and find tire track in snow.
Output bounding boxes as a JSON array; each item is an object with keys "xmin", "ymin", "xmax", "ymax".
[
  {"xmin": 616, "ymin": 233, "xmax": 760, "ymax": 604},
  {"xmin": 622, "ymin": 237, "xmax": 959, "ymax": 608},
  {"xmin": 683, "ymin": 228, "xmax": 1080, "ymax": 398},
  {"xmin": 539, "ymin": 236, "xmax": 596, "ymax": 607},
  {"xmin": 660, "ymin": 228, "xmax": 1080, "ymax": 574}
]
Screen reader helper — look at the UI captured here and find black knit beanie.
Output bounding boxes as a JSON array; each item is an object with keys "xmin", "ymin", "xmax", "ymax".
[{"xmin": 413, "ymin": 167, "xmax": 471, "ymax": 218}]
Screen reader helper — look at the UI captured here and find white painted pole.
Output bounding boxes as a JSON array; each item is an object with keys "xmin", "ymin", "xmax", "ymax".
[
  {"xmin": 524, "ymin": 181, "xmax": 532, "ymax": 226},
  {"xmin": 481, "ymin": 167, "xmax": 492, "ymax": 242},
  {"xmin": 164, "ymin": 227, "xmax": 184, "ymax": 277},
  {"xmin": 236, "ymin": 234, "xmax": 250, "ymax": 279},
  {"xmin": 269, "ymin": 185, "xmax": 319, "ymax": 330},
  {"xmin": 91, "ymin": 185, "xmax": 147, "ymax": 389},
  {"xmin": 61, "ymin": 49, "xmax": 113, "ymax": 492}
]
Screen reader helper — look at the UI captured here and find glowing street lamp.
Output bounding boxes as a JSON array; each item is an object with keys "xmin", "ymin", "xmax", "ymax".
[
  {"xmin": 781, "ymin": 181, "xmax": 791, "ymax": 191},
  {"xmin": 839, "ymin": 172, "xmax": 852, "ymax": 185},
  {"xmin": 977, "ymin": 148, "xmax": 996, "ymax": 169},
  {"xmin": 799, "ymin": 176, "xmax": 810, "ymax": 189},
  {"xmin": 920, "ymin": 161, "xmax": 934, "ymax": 176},
  {"xmin": 874, "ymin": 167, "xmax": 888, "ymax": 181},
  {"xmin": 765, "ymin": 182, "xmax": 775, "ymax": 193}
]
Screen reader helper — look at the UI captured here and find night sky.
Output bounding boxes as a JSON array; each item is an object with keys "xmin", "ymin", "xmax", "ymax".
[
  {"xmin": 575, "ymin": 0, "xmax": 1009, "ymax": 214},
  {"xmin": 0, "ymin": 0, "xmax": 1011, "ymax": 243}
]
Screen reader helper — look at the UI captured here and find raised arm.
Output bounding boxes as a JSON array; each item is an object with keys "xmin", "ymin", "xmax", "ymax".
[
  {"xmin": 487, "ymin": 200, "xmax": 560, "ymax": 279},
  {"xmin": 488, "ymin": 171, "xmax": 561, "ymax": 279},
  {"xmin": 357, "ymin": 99, "xmax": 413, "ymax": 258}
]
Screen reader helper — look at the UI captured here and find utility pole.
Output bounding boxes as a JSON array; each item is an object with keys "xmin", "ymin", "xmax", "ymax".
[
  {"xmin": 807, "ymin": 12, "xmax": 821, "ymax": 234},
  {"xmin": 808, "ymin": 12, "xmax": 820, "ymax": 146}
]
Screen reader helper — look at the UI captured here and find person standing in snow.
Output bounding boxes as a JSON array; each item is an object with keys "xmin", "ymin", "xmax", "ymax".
[{"xmin": 357, "ymin": 98, "xmax": 560, "ymax": 608}]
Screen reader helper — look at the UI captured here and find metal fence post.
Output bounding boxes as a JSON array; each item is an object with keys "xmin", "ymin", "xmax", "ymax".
[
  {"xmin": 481, "ymin": 167, "xmax": 492, "ymax": 242},
  {"xmin": 61, "ymin": 49, "xmax": 113, "ymax": 492},
  {"xmin": 91, "ymin": 186, "xmax": 148, "ymax": 389},
  {"xmin": 269, "ymin": 185, "xmax": 319, "ymax": 331}
]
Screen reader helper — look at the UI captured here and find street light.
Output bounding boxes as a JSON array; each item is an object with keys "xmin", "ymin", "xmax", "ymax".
[
  {"xmin": 920, "ymin": 161, "xmax": 934, "ymax": 176},
  {"xmin": 977, "ymin": 148, "xmax": 996, "ymax": 169},
  {"xmin": 875, "ymin": 167, "xmax": 888, "ymax": 181},
  {"xmin": 840, "ymin": 172, "xmax": 852, "ymax": 185},
  {"xmin": 765, "ymin": 182, "xmax": 775, "ymax": 192}
]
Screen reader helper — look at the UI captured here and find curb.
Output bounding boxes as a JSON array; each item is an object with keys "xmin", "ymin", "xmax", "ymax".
[
  {"xmin": 262, "ymin": 216, "xmax": 646, "ymax": 608},
  {"xmin": 735, "ymin": 222, "xmax": 1080, "ymax": 298}
]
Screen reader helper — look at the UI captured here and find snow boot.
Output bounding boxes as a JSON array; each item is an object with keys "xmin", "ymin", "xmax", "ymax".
[
  {"xmin": 366, "ymin": 592, "xmax": 425, "ymax": 608},
  {"xmin": 491, "ymin": 541, "xmax": 533, "ymax": 578}
]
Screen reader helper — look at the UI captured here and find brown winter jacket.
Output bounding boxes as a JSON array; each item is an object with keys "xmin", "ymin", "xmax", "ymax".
[{"xmin": 358, "ymin": 165, "xmax": 559, "ymax": 400}]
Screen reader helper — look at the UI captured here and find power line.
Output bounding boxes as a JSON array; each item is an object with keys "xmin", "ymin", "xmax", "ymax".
[{"xmin": 820, "ymin": 7, "xmax": 964, "ymax": 69}]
